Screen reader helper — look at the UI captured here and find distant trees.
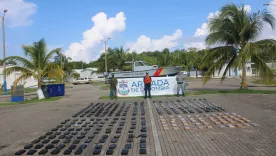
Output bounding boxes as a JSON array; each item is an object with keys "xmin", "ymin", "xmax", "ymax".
[{"xmin": 91, "ymin": 47, "xmax": 207, "ymax": 73}]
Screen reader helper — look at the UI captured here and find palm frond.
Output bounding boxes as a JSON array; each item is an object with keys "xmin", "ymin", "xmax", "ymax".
[
  {"xmin": 260, "ymin": 10, "xmax": 276, "ymax": 29},
  {"xmin": 12, "ymin": 73, "xmax": 35, "ymax": 92},
  {"xmin": 206, "ymin": 31, "xmax": 237, "ymax": 45},
  {"xmin": 240, "ymin": 42, "xmax": 259, "ymax": 64},
  {"xmin": 22, "ymin": 45, "xmax": 36, "ymax": 58},
  {"xmin": 22, "ymin": 38, "xmax": 48, "ymax": 69},
  {"xmin": 251, "ymin": 55, "xmax": 274, "ymax": 83},
  {"xmin": 42, "ymin": 63, "xmax": 63, "ymax": 78},
  {"xmin": 254, "ymin": 39, "xmax": 276, "ymax": 50},
  {"xmin": 3, "ymin": 56, "xmax": 35, "ymax": 69},
  {"xmin": 4, "ymin": 66, "xmax": 36, "ymax": 77},
  {"xmin": 201, "ymin": 46, "xmax": 234, "ymax": 84},
  {"xmin": 44, "ymin": 48, "xmax": 62, "ymax": 65},
  {"xmin": 220, "ymin": 55, "xmax": 236, "ymax": 83},
  {"xmin": 201, "ymin": 46, "xmax": 233, "ymax": 67}
]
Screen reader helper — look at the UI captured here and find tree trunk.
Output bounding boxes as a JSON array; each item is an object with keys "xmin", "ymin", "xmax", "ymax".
[
  {"xmin": 37, "ymin": 79, "xmax": 45, "ymax": 99},
  {"xmin": 38, "ymin": 80, "xmax": 42, "ymax": 89},
  {"xmin": 240, "ymin": 67, "xmax": 248, "ymax": 89}
]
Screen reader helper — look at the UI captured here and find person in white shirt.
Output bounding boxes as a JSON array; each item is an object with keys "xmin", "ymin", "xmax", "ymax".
[{"xmin": 176, "ymin": 72, "xmax": 185, "ymax": 97}]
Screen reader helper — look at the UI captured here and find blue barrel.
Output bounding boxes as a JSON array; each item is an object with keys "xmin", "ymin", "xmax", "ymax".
[
  {"xmin": 42, "ymin": 84, "xmax": 65, "ymax": 97},
  {"xmin": 49, "ymin": 84, "xmax": 65, "ymax": 97}
]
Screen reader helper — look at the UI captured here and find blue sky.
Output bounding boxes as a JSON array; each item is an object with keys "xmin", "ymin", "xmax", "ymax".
[{"xmin": 1, "ymin": 0, "xmax": 276, "ymax": 62}]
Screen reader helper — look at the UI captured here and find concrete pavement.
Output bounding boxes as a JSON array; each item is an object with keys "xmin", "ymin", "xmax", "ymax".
[{"xmin": 0, "ymin": 84, "xmax": 108, "ymax": 155}]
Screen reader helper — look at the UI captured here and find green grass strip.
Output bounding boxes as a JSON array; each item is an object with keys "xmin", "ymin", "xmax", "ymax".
[
  {"xmin": 0, "ymin": 97, "xmax": 62, "ymax": 106},
  {"xmin": 99, "ymin": 89, "xmax": 276, "ymax": 100}
]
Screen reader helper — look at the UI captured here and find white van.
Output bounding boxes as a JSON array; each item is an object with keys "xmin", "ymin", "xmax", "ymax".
[{"xmin": 72, "ymin": 77, "xmax": 92, "ymax": 85}]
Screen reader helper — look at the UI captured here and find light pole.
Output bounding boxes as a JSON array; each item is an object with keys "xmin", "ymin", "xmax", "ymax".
[
  {"xmin": 126, "ymin": 49, "xmax": 134, "ymax": 61},
  {"xmin": 60, "ymin": 50, "xmax": 64, "ymax": 83},
  {"xmin": 264, "ymin": 3, "xmax": 276, "ymax": 69},
  {"xmin": 272, "ymin": 46, "xmax": 275, "ymax": 69},
  {"xmin": 1, "ymin": 9, "xmax": 8, "ymax": 95},
  {"xmin": 178, "ymin": 46, "xmax": 183, "ymax": 64},
  {"xmin": 101, "ymin": 38, "xmax": 110, "ymax": 73}
]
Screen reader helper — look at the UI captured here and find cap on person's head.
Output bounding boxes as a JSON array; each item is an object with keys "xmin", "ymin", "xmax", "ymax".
[{"xmin": 146, "ymin": 72, "xmax": 149, "ymax": 75}]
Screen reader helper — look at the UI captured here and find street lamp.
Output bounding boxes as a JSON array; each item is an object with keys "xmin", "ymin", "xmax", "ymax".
[
  {"xmin": 126, "ymin": 48, "xmax": 134, "ymax": 61},
  {"xmin": 1, "ymin": 9, "xmax": 8, "ymax": 95},
  {"xmin": 60, "ymin": 50, "xmax": 64, "ymax": 83},
  {"xmin": 101, "ymin": 38, "xmax": 111, "ymax": 73},
  {"xmin": 178, "ymin": 46, "xmax": 183, "ymax": 64}
]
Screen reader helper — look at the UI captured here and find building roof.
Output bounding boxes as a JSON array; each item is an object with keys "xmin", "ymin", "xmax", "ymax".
[
  {"xmin": 73, "ymin": 68, "xmax": 98, "ymax": 74},
  {"xmin": 85, "ymin": 68, "xmax": 98, "ymax": 71},
  {"xmin": 73, "ymin": 69, "xmax": 83, "ymax": 74}
]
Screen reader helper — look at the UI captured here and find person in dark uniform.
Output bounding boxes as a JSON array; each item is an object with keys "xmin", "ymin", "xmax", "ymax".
[
  {"xmin": 143, "ymin": 72, "xmax": 152, "ymax": 99},
  {"xmin": 109, "ymin": 74, "xmax": 118, "ymax": 100}
]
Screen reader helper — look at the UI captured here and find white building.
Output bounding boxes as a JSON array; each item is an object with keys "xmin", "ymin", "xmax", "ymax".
[
  {"xmin": 266, "ymin": 62, "xmax": 276, "ymax": 70},
  {"xmin": 188, "ymin": 63, "xmax": 255, "ymax": 78},
  {"xmin": 0, "ymin": 65, "xmax": 107, "ymax": 89},
  {"xmin": 212, "ymin": 63, "xmax": 254, "ymax": 78},
  {"xmin": 73, "ymin": 68, "xmax": 104, "ymax": 81},
  {"xmin": 0, "ymin": 65, "xmax": 37, "ymax": 90}
]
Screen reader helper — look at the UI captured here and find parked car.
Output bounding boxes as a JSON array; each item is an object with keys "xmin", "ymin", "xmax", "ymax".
[
  {"xmin": 72, "ymin": 78, "xmax": 92, "ymax": 85},
  {"xmin": 181, "ymin": 71, "xmax": 188, "ymax": 76}
]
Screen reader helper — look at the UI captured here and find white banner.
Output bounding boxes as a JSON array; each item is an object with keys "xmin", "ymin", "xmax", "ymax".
[{"xmin": 116, "ymin": 76, "xmax": 183, "ymax": 97}]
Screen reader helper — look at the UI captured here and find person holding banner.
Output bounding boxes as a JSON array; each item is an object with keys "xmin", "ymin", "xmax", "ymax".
[
  {"xmin": 143, "ymin": 72, "xmax": 152, "ymax": 99},
  {"xmin": 176, "ymin": 71, "xmax": 185, "ymax": 97},
  {"xmin": 109, "ymin": 74, "xmax": 118, "ymax": 100}
]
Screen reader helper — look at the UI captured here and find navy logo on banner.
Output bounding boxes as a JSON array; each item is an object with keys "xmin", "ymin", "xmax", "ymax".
[{"xmin": 118, "ymin": 80, "xmax": 129, "ymax": 96}]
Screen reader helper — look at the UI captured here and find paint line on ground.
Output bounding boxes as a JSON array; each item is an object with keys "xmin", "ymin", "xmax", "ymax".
[{"xmin": 147, "ymin": 98, "xmax": 163, "ymax": 156}]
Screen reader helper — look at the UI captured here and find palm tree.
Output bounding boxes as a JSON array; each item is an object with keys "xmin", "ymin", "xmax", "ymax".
[
  {"xmin": 55, "ymin": 54, "xmax": 73, "ymax": 82},
  {"xmin": 106, "ymin": 47, "xmax": 128, "ymax": 71},
  {"xmin": 72, "ymin": 72, "xmax": 80, "ymax": 79},
  {"xmin": 201, "ymin": 3, "xmax": 276, "ymax": 89},
  {"xmin": 113, "ymin": 47, "xmax": 127, "ymax": 70},
  {"xmin": 3, "ymin": 38, "xmax": 63, "ymax": 91}
]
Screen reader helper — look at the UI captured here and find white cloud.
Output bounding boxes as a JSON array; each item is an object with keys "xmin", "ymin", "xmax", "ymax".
[
  {"xmin": 183, "ymin": 42, "xmax": 206, "ymax": 50},
  {"xmin": 244, "ymin": 5, "xmax": 251, "ymax": 13},
  {"xmin": 268, "ymin": 0, "xmax": 276, "ymax": 17},
  {"xmin": 207, "ymin": 11, "xmax": 220, "ymax": 19},
  {"xmin": 194, "ymin": 11, "xmax": 220, "ymax": 37},
  {"xmin": 194, "ymin": 5, "xmax": 252, "ymax": 37},
  {"xmin": 125, "ymin": 29, "xmax": 182, "ymax": 53},
  {"xmin": 48, "ymin": 44, "xmax": 64, "ymax": 51},
  {"xmin": 194, "ymin": 23, "xmax": 208, "ymax": 37},
  {"xmin": 65, "ymin": 12, "xmax": 126, "ymax": 62},
  {"xmin": 258, "ymin": 0, "xmax": 276, "ymax": 40},
  {"xmin": 0, "ymin": 0, "xmax": 36, "ymax": 27}
]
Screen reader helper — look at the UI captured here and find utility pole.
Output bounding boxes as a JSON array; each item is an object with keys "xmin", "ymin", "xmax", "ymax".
[
  {"xmin": 178, "ymin": 46, "xmax": 183, "ymax": 64},
  {"xmin": 1, "ymin": 9, "xmax": 8, "ymax": 95},
  {"xmin": 101, "ymin": 38, "xmax": 111, "ymax": 73},
  {"xmin": 272, "ymin": 46, "xmax": 274, "ymax": 69},
  {"xmin": 60, "ymin": 50, "xmax": 64, "ymax": 83}
]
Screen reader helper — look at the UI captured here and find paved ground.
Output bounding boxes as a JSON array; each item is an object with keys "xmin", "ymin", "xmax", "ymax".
[
  {"xmin": 0, "ymin": 84, "xmax": 108, "ymax": 155},
  {"xmin": 0, "ymin": 80, "xmax": 275, "ymax": 155}
]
